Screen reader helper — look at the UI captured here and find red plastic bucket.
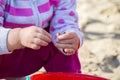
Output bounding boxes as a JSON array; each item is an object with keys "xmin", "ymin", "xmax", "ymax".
[{"xmin": 31, "ymin": 72, "xmax": 108, "ymax": 80}]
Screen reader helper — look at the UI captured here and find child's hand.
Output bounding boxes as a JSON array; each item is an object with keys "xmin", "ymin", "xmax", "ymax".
[
  {"xmin": 55, "ymin": 32, "xmax": 80, "ymax": 55},
  {"xmin": 19, "ymin": 26, "xmax": 51, "ymax": 50}
]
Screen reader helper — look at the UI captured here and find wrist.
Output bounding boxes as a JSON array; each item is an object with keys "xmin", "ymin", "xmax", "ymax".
[{"xmin": 7, "ymin": 28, "xmax": 24, "ymax": 51}]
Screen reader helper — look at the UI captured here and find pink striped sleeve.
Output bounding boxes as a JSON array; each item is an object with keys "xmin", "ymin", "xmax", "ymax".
[
  {"xmin": 0, "ymin": 0, "xmax": 4, "ymax": 5},
  {"xmin": 5, "ymin": 4, "xmax": 33, "ymax": 16},
  {"xmin": 0, "ymin": 0, "xmax": 5, "ymax": 26}
]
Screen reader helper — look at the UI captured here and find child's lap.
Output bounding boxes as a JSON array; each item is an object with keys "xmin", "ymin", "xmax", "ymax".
[
  {"xmin": 0, "ymin": 42, "xmax": 56, "ymax": 77},
  {"xmin": 0, "ymin": 42, "xmax": 80, "ymax": 78}
]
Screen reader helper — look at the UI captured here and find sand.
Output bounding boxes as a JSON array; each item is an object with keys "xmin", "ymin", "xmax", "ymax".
[{"xmin": 77, "ymin": 0, "xmax": 120, "ymax": 80}]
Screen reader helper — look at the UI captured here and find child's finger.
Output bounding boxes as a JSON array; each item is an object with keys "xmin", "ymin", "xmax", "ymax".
[
  {"xmin": 64, "ymin": 48, "xmax": 75, "ymax": 55},
  {"xmin": 55, "ymin": 43, "xmax": 72, "ymax": 49},
  {"xmin": 57, "ymin": 32, "xmax": 74, "ymax": 41},
  {"xmin": 30, "ymin": 43, "xmax": 41, "ymax": 50},
  {"xmin": 57, "ymin": 38, "xmax": 74, "ymax": 44},
  {"xmin": 37, "ymin": 28, "xmax": 51, "ymax": 39},
  {"xmin": 35, "ymin": 33, "xmax": 51, "ymax": 43},
  {"xmin": 57, "ymin": 32, "xmax": 61, "ymax": 36},
  {"xmin": 32, "ymin": 38, "xmax": 48, "ymax": 46}
]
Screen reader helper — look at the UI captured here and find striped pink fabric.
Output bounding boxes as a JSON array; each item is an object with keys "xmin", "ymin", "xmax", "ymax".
[
  {"xmin": 4, "ymin": 21, "xmax": 35, "ymax": 28},
  {"xmin": 38, "ymin": 2, "xmax": 51, "ymax": 13},
  {"xmin": 5, "ymin": 4, "xmax": 33, "ymax": 16},
  {"xmin": 0, "ymin": 0, "xmax": 4, "ymax": 5}
]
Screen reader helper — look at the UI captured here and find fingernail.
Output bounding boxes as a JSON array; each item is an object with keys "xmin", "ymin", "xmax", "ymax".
[{"xmin": 63, "ymin": 49, "xmax": 67, "ymax": 54}]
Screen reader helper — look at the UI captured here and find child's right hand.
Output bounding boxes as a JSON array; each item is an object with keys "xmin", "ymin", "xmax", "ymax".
[{"xmin": 19, "ymin": 26, "xmax": 51, "ymax": 50}]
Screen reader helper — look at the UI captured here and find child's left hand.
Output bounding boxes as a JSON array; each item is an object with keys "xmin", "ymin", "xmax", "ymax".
[{"xmin": 55, "ymin": 32, "xmax": 80, "ymax": 55}]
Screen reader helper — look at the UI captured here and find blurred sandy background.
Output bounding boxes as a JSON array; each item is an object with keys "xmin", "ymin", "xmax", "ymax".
[{"xmin": 76, "ymin": 0, "xmax": 120, "ymax": 80}]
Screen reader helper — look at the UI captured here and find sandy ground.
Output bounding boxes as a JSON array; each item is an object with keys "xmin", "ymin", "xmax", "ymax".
[{"xmin": 76, "ymin": 0, "xmax": 120, "ymax": 80}]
